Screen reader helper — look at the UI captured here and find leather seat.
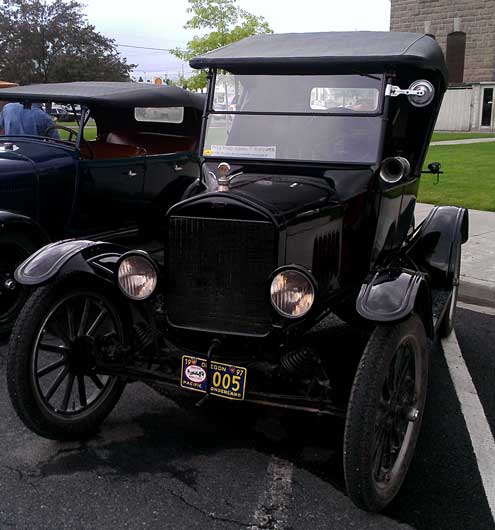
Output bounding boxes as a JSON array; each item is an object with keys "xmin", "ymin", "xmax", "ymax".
[
  {"xmin": 81, "ymin": 140, "xmax": 146, "ymax": 159},
  {"xmin": 106, "ymin": 131, "xmax": 196, "ymax": 155}
]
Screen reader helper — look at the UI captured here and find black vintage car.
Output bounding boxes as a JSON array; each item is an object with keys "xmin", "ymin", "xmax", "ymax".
[
  {"xmin": 7, "ymin": 32, "xmax": 468, "ymax": 512},
  {"xmin": 0, "ymin": 82, "xmax": 204, "ymax": 331}
]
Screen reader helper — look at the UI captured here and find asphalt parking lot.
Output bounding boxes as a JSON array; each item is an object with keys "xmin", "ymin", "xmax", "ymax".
[{"xmin": 0, "ymin": 306, "xmax": 494, "ymax": 530}]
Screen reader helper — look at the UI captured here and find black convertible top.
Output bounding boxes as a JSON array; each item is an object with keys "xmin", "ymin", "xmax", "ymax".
[
  {"xmin": 190, "ymin": 32, "xmax": 448, "ymax": 83},
  {"xmin": 0, "ymin": 81, "xmax": 205, "ymax": 110}
]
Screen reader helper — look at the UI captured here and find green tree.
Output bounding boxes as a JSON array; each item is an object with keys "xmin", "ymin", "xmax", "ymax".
[
  {"xmin": 0, "ymin": 0, "xmax": 135, "ymax": 84},
  {"xmin": 171, "ymin": 0, "xmax": 272, "ymax": 91}
]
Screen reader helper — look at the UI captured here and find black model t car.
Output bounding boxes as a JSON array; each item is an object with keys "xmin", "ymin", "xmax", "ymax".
[
  {"xmin": 7, "ymin": 33, "xmax": 468, "ymax": 512},
  {"xmin": 0, "ymin": 82, "xmax": 204, "ymax": 331}
]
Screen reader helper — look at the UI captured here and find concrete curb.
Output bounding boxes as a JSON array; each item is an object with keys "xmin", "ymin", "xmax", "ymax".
[{"xmin": 459, "ymin": 276, "xmax": 495, "ymax": 308}]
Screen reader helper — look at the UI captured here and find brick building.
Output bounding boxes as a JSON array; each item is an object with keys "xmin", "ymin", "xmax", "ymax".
[{"xmin": 390, "ymin": 0, "xmax": 495, "ymax": 130}]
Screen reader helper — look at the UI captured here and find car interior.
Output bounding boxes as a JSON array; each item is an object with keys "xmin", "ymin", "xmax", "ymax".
[
  {"xmin": 79, "ymin": 130, "xmax": 198, "ymax": 159},
  {"xmin": 76, "ymin": 104, "xmax": 201, "ymax": 160}
]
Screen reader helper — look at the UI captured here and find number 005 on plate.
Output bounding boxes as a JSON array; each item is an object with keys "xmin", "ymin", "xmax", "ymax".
[{"xmin": 180, "ymin": 355, "xmax": 247, "ymax": 401}]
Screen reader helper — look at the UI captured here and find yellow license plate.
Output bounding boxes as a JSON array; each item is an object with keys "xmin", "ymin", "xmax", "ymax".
[{"xmin": 180, "ymin": 355, "xmax": 247, "ymax": 401}]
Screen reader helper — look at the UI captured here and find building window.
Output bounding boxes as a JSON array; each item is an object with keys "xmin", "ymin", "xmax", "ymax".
[{"xmin": 446, "ymin": 31, "xmax": 466, "ymax": 84}]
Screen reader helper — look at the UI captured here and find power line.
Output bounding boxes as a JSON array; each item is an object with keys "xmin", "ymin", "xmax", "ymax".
[{"xmin": 117, "ymin": 43, "xmax": 184, "ymax": 52}]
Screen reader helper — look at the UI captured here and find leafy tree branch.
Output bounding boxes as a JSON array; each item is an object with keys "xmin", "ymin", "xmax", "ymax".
[{"xmin": 171, "ymin": 0, "xmax": 272, "ymax": 90}]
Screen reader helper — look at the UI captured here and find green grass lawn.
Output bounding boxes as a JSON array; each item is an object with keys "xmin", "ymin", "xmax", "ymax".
[
  {"xmin": 57, "ymin": 119, "xmax": 96, "ymax": 127},
  {"xmin": 431, "ymin": 131, "xmax": 495, "ymax": 142},
  {"xmin": 56, "ymin": 118, "xmax": 97, "ymax": 141},
  {"xmin": 419, "ymin": 142, "xmax": 495, "ymax": 211},
  {"xmin": 58, "ymin": 126, "xmax": 97, "ymax": 141}
]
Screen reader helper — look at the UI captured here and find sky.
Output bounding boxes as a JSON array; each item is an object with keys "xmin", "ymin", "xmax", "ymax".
[{"xmin": 83, "ymin": 0, "xmax": 391, "ymax": 81}]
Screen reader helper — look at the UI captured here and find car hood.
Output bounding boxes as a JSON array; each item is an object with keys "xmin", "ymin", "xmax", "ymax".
[
  {"xmin": 227, "ymin": 173, "xmax": 338, "ymax": 219},
  {"xmin": 200, "ymin": 161, "xmax": 374, "ymax": 218},
  {"xmin": 0, "ymin": 138, "xmax": 76, "ymax": 181},
  {"xmin": 0, "ymin": 151, "xmax": 38, "ymax": 181}
]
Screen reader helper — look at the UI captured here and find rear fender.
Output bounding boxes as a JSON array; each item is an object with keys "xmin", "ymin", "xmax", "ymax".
[
  {"xmin": 15, "ymin": 239, "xmax": 130, "ymax": 286},
  {"xmin": 357, "ymin": 268, "xmax": 433, "ymax": 336},
  {"xmin": 0, "ymin": 210, "xmax": 50, "ymax": 247},
  {"xmin": 407, "ymin": 206, "xmax": 468, "ymax": 287}
]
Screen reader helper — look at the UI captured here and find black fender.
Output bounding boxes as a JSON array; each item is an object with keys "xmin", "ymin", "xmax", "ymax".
[
  {"xmin": 357, "ymin": 268, "xmax": 433, "ymax": 336},
  {"xmin": 0, "ymin": 210, "xmax": 50, "ymax": 247},
  {"xmin": 407, "ymin": 205, "xmax": 468, "ymax": 288},
  {"xmin": 15, "ymin": 239, "xmax": 131, "ymax": 286}
]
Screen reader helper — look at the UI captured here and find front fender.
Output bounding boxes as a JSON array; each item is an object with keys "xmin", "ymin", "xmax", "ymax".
[
  {"xmin": 407, "ymin": 205, "xmax": 468, "ymax": 287},
  {"xmin": 15, "ymin": 239, "xmax": 130, "ymax": 286},
  {"xmin": 357, "ymin": 268, "xmax": 433, "ymax": 335}
]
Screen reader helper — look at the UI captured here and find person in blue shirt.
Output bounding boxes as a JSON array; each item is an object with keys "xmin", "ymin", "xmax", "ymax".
[{"xmin": 0, "ymin": 102, "xmax": 60, "ymax": 139}]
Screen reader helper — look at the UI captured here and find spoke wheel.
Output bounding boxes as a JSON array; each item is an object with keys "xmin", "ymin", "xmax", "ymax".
[
  {"xmin": 372, "ymin": 341, "xmax": 417, "ymax": 486},
  {"xmin": 343, "ymin": 315, "xmax": 428, "ymax": 512},
  {"xmin": 7, "ymin": 277, "xmax": 127, "ymax": 440},
  {"xmin": 32, "ymin": 293, "xmax": 120, "ymax": 417}
]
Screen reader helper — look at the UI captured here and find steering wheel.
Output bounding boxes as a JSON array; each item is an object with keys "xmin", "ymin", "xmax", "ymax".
[
  {"xmin": 44, "ymin": 125, "xmax": 94, "ymax": 159},
  {"xmin": 45, "ymin": 124, "xmax": 78, "ymax": 142}
]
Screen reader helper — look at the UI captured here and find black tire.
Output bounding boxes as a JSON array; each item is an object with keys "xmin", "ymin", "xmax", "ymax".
[
  {"xmin": 0, "ymin": 232, "xmax": 38, "ymax": 334},
  {"xmin": 439, "ymin": 246, "xmax": 461, "ymax": 338},
  {"xmin": 7, "ymin": 275, "xmax": 127, "ymax": 441},
  {"xmin": 343, "ymin": 314, "xmax": 429, "ymax": 512}
]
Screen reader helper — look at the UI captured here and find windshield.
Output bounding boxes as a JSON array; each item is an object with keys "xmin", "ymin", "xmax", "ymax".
[{"xmin": 203, "ymin": 73, "xmax": 384, "ymax": 163}]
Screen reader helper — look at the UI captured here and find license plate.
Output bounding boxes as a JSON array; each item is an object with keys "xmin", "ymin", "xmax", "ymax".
[{"xmin": 180, "ymin": 355, "xmax": 247, "ymax": 401}]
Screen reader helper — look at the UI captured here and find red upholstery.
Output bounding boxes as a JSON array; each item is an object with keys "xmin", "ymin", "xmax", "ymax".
[
  {"xmin": 106, "ymin": 131, "xmax": 196, "ymax": 155},
  {"xmin": 81, "ymin": 141, "xmax": 146, "ymax": 160},
  {"xmin": 80, "ymin": 131, "xmax": 196, "ymax": 160}
]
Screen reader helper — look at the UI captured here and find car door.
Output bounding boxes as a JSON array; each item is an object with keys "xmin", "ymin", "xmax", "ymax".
[
  {"xmin": 73, "ymin": 156, "xmax": 146, "ymax": 237},
  {"xmin": 144, "ymin": 152, "xmax": 199, "ymax": 195},
  {"xmin": 141, "ymin": 152, "xmax": 200, "ymax": 236}
]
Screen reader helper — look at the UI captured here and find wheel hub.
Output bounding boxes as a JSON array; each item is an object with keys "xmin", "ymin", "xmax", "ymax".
[
  {"xmin": 67, "ymin": 336, "xmax": 96, "ymax": 375},
  {"xmin": 0, "ymin": 273, "xmax": 17, "ymax": 293},
  {"xmin": 3, "ymin": 277, "xmax": 16, "ymax": 291}
]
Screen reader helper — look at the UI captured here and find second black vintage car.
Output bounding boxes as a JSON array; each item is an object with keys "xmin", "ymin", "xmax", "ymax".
[
  {"xmin": 7, "ymin": 32, "xmax": 468, "ymax": 512},
  {"xmin": 0, "ymin": 81, "xmax": 204, "ymax": 331}
]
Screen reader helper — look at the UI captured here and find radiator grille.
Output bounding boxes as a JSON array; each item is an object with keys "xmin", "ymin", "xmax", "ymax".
[{"xmin": 167, "ymin": 216, "xmax": 276, "ymax": 335}]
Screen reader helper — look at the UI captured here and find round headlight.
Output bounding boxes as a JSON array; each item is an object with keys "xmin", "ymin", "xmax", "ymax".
[
  {"xmin": 117, "ymin": 254, "xmax": 157, "ymax": 300},
  {"xmin": 270, "ymin": 269, "xmax": 315, "ymax": 318}
]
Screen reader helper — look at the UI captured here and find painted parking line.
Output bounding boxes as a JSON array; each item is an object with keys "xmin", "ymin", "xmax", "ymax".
[
  {"xmin": 458, "ymin": 302, "xmax": 495, "ymax": 316},
  {"xmin": 442, "ymin": 331, "xmax": 495, "ymax": 523},
  {"xmin": 250, "ymin": 456, "xmax": 293, "ymax": 530}
]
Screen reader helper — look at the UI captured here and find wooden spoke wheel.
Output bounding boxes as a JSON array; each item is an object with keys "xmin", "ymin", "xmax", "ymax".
[
  {"xmin": 343, "ymin": 315, "xmax": 429, "ymax": 512},
  {"xmin": 7, "ymin": 278, "xmax": 127, "ymax": 440}
]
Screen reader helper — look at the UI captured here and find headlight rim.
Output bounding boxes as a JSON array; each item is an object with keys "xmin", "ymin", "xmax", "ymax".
[
  {"xmin": 116, "ymin": 250, "xmax": 159, "ymax": 301},
  {"xmin": 269, "ymin": 265, "xmax": 317, "ymax": 319}
]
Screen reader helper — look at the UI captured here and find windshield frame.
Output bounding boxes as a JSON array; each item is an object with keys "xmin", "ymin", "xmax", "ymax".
[{"xmin": 201, "ymin": 70, "xmax": 387, "ymax": 165}]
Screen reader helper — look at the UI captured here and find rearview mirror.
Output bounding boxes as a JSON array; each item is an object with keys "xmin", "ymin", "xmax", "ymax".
[
  {"xmin": 408, "ymin": 80, "xmax": 435, "ymax": 107},
  {"xmin": 387, "ymin": 79, "xmax": 435, "ymax": 107},
  {"xmin": 427, "ymin": 161, "xmax": 442, "ymax": 174}
]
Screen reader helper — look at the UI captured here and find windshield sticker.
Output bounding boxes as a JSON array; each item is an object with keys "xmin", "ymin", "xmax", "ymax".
[{"xmin": 208, "ymin": 145, "xmax": 276, "ymax": 159}]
